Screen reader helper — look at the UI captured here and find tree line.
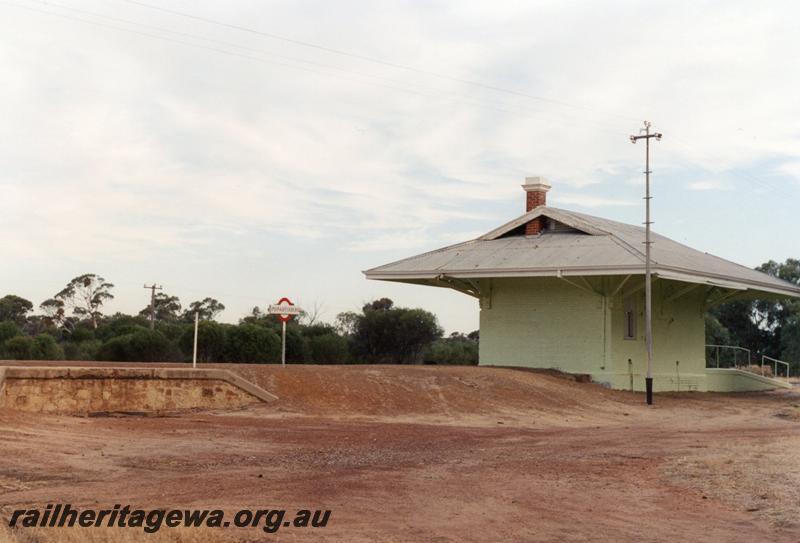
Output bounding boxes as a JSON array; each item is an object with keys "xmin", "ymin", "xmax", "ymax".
[
  {"xmin": 0, "ymin": 275, "xmax": 478, "ymax": 365},
  {"xmin": 705, "ymin": 259, "xmax": 800, "ymax": 372},
  {"xmin": 1, "ymin": 258, "xmax": 797, "ymax": 368}
]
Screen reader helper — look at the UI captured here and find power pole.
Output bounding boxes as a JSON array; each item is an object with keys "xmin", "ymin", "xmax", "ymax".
[
  {"xmin": 630, "ymin": 121, "xmax": 662, "ymax": 405},
  {"xmin": 143, "ymin": 283, "xmax": 162, "ymax": 330}
]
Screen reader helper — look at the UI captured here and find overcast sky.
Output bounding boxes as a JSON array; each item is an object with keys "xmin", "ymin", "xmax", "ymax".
[{"xmin": 1, "ymin": 0, "xmax": 798, "ymax": 332}]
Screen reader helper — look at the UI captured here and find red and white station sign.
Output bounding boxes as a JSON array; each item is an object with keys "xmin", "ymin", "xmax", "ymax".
[{"xmin": 268, "ymin": 297, "xmax": 302, "ymax": 323}]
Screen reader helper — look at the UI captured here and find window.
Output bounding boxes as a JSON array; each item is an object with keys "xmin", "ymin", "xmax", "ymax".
[{"xmin": 624, "ymin": 295, "xmax": 637, "ymax": 340}]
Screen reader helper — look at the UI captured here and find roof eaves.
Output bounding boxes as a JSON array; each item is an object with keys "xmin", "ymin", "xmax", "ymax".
[
  {"xmin": 365, "ymin": 265, "xmax": 647, "ymax": 281},
  {"xmin": 361, "ymin": 239, "xmax": 476, "ymax": 276},
  {"xmin": 366, "ymin": 264, "xmax": 800, "ymax": 298},
  {"xmin": 654, "ymin": 266, "xmax": 800, "ymax": 298}
]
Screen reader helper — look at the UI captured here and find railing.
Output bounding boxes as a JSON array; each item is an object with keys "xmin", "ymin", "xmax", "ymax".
[
  {"xmin": 705, "ymin": 344, "xmax": 792, "ymax": 380},
  {"xmin": 706, "ymin": 345, "xmax": 752, "ymax": 368},
  {"xmin": 762, "ymin": 355, "xmax": 790, "ymax": 379}
]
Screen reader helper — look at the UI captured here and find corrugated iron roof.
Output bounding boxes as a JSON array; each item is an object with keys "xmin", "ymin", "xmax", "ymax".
[{"xmin": 364, "ymin": 206, "xmax": 800, "ymax": 298}]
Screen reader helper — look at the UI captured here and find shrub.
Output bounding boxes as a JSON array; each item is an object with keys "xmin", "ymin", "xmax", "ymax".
[
  {"xmin": 285, "ymin": 326, "xmax": 311, "ymax": 363},
  {"xmin": 69, "ymin": 324, "xmax": 95, "ymax": 342},
  {"xmin": 33, "ymin": 334, "xmax": 64, "ymax": 360},
  {"xmin": 97, "ymin": 330, "xmax": 177, "ymax": 362},
  {"xmin": 95, "ymin": 314, "xmax": 150, "ymax": 342},
  {"xmin": 240, "ymin": 318, "xmax": 311, "ymax": 362},
  {"xmin": 3, "ymin": 335, "xmax": 36, "ymax": 359},
  {"xmin": 64, "ymin": 339, "xmax": 103, "ymax": 361},
  {"xmin": 156, "ymin": 322, "xmax": 192, "ymax": 342},
  {"xmin": 0, "ymin": 321, "xmax": 20, "ymax": 344},
  {"xmin": 781, "ymin": 318, "xmax": 800, "ymax": 374},
  {"xmin": 224, "ymin": 324, "xmax": 281, "ymax": 363},
  {"xmin": 96, "ymin": 335, "xmax": 133, "ymax": 361},
  {"xmin": 308, "ymin": 333, "xmax": 350, "ymax": 364},
  {"xmin": 78, "ymin": 339, "xmax": 103, "ymax": 360},
  {"xmin": 128, "ymin": 329, "xmax": 176, "ymax": 361},
  {"xmin": 179, "ymin": 321, "xmax": 228, "ymax": 363},
  {"xmin": 424, "ymin": 337, "xmax": 479, "ymax": 365},
  {"xmin": 351, "ymin": 301, "xmax": 443, "ymax": 364}
]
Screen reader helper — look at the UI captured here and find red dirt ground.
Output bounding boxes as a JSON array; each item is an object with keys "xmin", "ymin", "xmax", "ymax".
[{"xmin": 1, "ymin": 362, "xmax": 799, "ymax": 542}]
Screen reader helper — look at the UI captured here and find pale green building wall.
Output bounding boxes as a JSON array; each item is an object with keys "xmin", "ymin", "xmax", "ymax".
[
  {"xmin": 478, "ymin": 277, "xmax": 605, "ymax": 375},
  {"xmin": 604, "ymin": 280, "xmax": 707, "ymax": 392},
  {"xmin": 478, "ymin": 277, "xmax": 709, "ymax": 392}
]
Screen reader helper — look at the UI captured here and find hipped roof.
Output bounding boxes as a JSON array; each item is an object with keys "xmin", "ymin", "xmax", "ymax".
[{"xmin": 364, "ymin": 207, "xmax": 800, "ymax": 298}]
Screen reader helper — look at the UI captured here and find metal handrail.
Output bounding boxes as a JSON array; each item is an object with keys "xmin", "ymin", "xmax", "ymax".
[
  {"xmin": 762, "ymin": 355, "xmax": 791, "ymax": 379},
  {"xmin": 705, "ymin": 345, "xmax": 752, "ymax": 368},
  {"xmin": 705, "ymin": 345, "xmax": 792, "ymax": 380}
]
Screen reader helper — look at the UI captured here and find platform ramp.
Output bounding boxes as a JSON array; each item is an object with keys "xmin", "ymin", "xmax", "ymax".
[{"xmin": 705, "ymin": 367, "xmax": 792, "ymax": 392}]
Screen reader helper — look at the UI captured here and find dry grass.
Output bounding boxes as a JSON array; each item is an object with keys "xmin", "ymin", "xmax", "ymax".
[
  {"xmin": 665, "ymin": 433, "xmax": 800, "ymax": 531},
  {"xmin": 741, "ymin": 364, "xmax": 775, "ymax": 377}
]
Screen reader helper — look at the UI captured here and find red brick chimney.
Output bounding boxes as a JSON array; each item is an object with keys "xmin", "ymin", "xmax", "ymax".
[{"xmin": 522, "ymin": 176, "xmax": 551, "ymax": 235}]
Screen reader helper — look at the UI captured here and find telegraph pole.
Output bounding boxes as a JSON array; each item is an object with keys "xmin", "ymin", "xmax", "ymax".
[
  {"xmin": 630, "ymin": 121, "xmax": 662, "ymax": 405},
  {"xmin": 143, "ymin": 283, "xmax": 162, "ymax": 330}
]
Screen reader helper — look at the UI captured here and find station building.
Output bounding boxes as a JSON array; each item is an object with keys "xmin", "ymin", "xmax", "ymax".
[{"xmin": 365, "ymin": 178, "xmax": 800, "ymax": 392}]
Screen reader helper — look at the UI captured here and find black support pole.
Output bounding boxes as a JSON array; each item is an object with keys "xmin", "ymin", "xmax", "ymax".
[{"xmin": 645, "ymin": 377, "xmax": 653, "ymax": 405}]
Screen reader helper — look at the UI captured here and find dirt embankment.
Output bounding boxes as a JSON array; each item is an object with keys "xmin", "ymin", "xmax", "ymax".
[
  {"xmin": 1, "ymin": 361, "xmax": 643, "ymax": 423},
  {"xmin": 1, "ymin": 362, "xmax": 799, "ymax": 542},
  {"xmin": 223, "ymin": 364, "xmax": 641, "ymax": 421}
]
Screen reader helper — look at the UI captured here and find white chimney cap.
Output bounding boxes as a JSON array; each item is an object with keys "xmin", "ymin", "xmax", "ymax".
[{"xmin": 522, "ymin": 176, "xmax": 551, "ymax": 192}]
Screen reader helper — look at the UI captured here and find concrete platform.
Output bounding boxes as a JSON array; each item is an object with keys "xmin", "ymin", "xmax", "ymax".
[{"xmin": 705, "ymin": 367, "xmax": 793, "ymax": 392}]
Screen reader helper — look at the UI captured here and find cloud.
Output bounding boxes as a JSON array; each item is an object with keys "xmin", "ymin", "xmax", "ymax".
[
  {"xmin": 0, "ymin": 0, "xmax": 798, "ymax": 332},
  {"xmin": 552, "ymin": 193, "xmax": 638, "ymax": 208},
  {"xmin": 686, "ymin": 179, "xmax": 729, "ymax": 191},
  {"xmin": 776, "ymin": 161, "xmax": 800, "ymax": 183}
]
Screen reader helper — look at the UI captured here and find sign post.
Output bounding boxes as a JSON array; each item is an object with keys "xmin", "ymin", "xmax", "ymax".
[
  {"xmin": 192, "ymin": 311, "xmax": 199, "ymax": 369},
  {"xmin": 268, "ymin": 297, "xmax": 302, "ymax": 366}
]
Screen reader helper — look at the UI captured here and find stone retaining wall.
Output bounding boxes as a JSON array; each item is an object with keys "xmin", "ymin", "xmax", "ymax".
[{"xmin": 0, "ymin": 366, "xmax": 277, "ymax": 414}]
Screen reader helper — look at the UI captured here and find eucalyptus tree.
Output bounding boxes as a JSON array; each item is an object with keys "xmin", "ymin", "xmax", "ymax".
[{"xmin": 46, "ymin": 274, "xmax": 115, "ymax": 329}]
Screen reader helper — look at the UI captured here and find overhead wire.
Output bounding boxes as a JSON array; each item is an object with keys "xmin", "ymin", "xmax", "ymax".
[
  {"xmin": 108, "ymin": 0, "xmax": 796, "ymax": 196},
  {"xmin": 5, "ymin": 0, "xmax": 632, "ymax": 135},
  {"xmin": 2, "ymin": 0, "xmax": 792, "ymax": 197},
  {"xmin": 114, "ymin": 0, "xmax": 641, "ymax": 123},
  {"xmin": 665, "ymin": 135, "xmax": 792, "ymax": 198}
]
